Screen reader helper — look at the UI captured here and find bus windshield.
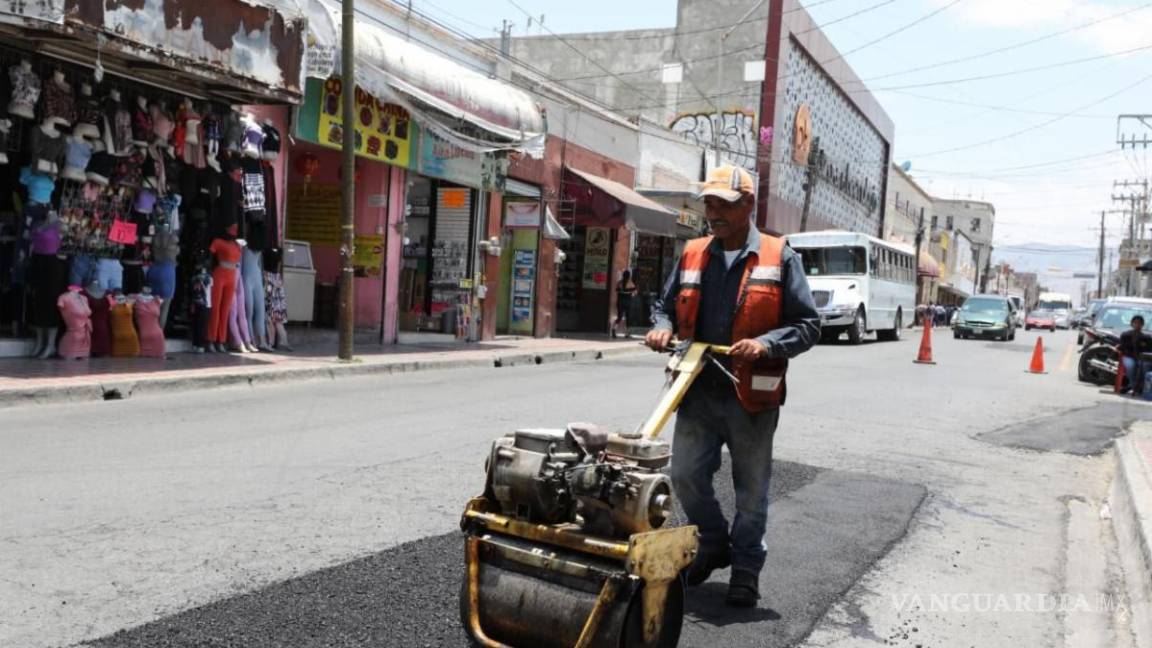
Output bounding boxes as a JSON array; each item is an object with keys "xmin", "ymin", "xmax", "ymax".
[
  {"xmin": 797, "ymin": 246, "xmax": 867, "ymax": 276},
  {"xmin": 1039, "ymin": 298, "xmax": 1072, "ymax": 311}
]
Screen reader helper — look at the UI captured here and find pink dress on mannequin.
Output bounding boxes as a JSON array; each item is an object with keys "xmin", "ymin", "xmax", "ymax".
[
  {"xmin": 57, "ymin": 290, "xmax": 92, "ymax": 359},
  {"xmin": 134, "ymin": 297, "xmax": 165, "ymax": 358}
]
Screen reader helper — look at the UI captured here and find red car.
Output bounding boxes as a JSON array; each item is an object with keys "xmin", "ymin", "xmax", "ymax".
[{"xmin": 1025, "ymin": 310, "xmax": 1056, "ymax": 331}]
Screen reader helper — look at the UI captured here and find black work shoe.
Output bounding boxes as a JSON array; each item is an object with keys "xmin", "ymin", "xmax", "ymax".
[
  {"xmin": 726, "ymin": 570, "xmax": 760, "ymax": 607},
  {"xmin": 683, "ymin": 548, "xmax": 731, "ymax": 586}
]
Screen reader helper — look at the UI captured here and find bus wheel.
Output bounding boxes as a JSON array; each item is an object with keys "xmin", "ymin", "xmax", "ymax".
[
  {"xmin": 847, "ymin": 308, "xmax": 867, "ymax": 345},
  {"xmin": 877, "ymin": 309, "xmax": 902, "ymax": 342}
]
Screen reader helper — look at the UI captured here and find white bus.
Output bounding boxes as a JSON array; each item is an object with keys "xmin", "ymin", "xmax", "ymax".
[
  {"xmin": 1037, "ymin": 292, "xmax": 1074, "ymax": 329},
  {"xmin": 787, "ymin": 231, "xmax": 917, "ymax": 344}
]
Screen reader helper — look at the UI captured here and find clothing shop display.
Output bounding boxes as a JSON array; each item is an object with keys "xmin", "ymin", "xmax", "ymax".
[
  {"xmin": 41, "ymin": 72, "xmax": 75, "ymax": 127},
  {"xmin": 27, "ymin": 253, "xmax": 65, "ymax": 327},
  {"xmin": 241, "ymin": 246, "xmax": 266, "ymax": 346},
  {"xmin": 241, "ymin": 116, "xmax": 264, "ymax": 158},
  {"xmin": 208, "ymin": 236, "xmax": 240, "ymax": 344},
  {"xmin": 85, "ymin": 286, "xmax": 111, "ymax": 356},
  {"xmin": 109, "ymin": 298, "xmax": 139, "ymax": 357},
  {"xmin": 228, "ymin": 272, "xmax": 253, "ymax": 350},
  {"xmin": 94, "ymin": 257, "xmax": 122, "ymax": 292},
  {"xmin": 57, "ymin": 288, "xmax": 92, "ymax": 359},
  {"xmin": 85, "ymin": 146, "xmax": 116, "ymax": 185},
  {"xmin": 190, "ymin": 266, "xmax": 212, "ymax": 350},
  {"xmin": 134, "ymin": 295, "xmax": 164, "ymax": 357},
  {"xmin": 107, "ymin": 100, "xmax": 133, "ymax": 155},
  {"xmin": 20, "ymin": 167, "xmax": 55, "ymax": 204},
  {"xmin": 69, "ymin": 252, "xmax": 95, "ymax": 286},
  {"xmin": 74, "ymin": 85, "xmax": 101, "ymax": 140},
  {"xmin": 151, "ymin": 103, "xmax": 174, "ymax": 144},
  {"xmin": 62, "ymin": 136, "xmax": 93, "ymax": 182},
  {"xmin": 8, "ymin": 61, "xmax": 40, "ymax": 120},
  {"xmin": 222, "ymin": 110, "xmax": 244, "ymax": 152},
  {"xmin": 0, "ymin": 119, "xmax": 12, "ymax": 164},
  {"xmin": 29, "ymin": 125, "xmax": 65, "ymax": 175},
  {"xmin": 261, "ymin": 122, "xmax": 281, "ymax": 161},
  {"xmin": 132, "ymin": 98, "xmax": 152, "ymax": 145}
]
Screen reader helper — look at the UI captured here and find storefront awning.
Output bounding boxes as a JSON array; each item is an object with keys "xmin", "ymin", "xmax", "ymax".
[
  {"xmin": 309, "ymin": 0, "xmax": 544, "ymax": 155},
  {"xmin": 542, "ymin": 207, "xmax": 571, "ymax": 241},
  {"xmin": 918, "ymin": 252, "xmax": 940, "ymax": 278},
  {"xmin": 938, "ymin": 284, "xmax": 969, "ymax": 299},
  {"xmin": 565, "ymin": 168, "xmax": 679, "ymax": 237}
]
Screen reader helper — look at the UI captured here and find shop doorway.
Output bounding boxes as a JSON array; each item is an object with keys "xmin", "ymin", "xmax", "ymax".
[
  {"xmin": 398, "ymin": 177, "xmax": 477, "ymax": 336},
  {"xmin": 556, "ymin": 225, "xmax": 615, "ymax": 333}
]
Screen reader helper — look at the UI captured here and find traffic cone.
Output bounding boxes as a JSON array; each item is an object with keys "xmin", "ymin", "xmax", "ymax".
[
  {"xmin": 913, "ymin": 322, "xmax": 935, "ymax": 365},
  {"xmin": 1116, "ymin": 355, "xmax": 1127, "ymax": 393},
  {"xmin": 1027, "ymin": 337, "xmax": 1046, "ymax": 374}
]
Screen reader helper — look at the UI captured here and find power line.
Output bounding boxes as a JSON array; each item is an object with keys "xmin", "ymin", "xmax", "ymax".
[
  {"xmin": 907, "ymin": 70, "xmax": 1152, "ymax": 159},
  {"xmin": 827, "ymin": 0, "xmax": 963, "ymax": 62},
  {"xmin": 855, "ymin": 1, "xmax": 1152, "ymax": 83},
  {"xmin": 885, "ymin": 90, "xmax": 1114, "ymax": 120}
]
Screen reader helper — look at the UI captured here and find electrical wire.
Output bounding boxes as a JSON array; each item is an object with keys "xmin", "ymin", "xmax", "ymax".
[
  {"xmin": 823, "ymin": 0, "xmax": 963, "ymax": 63},
  {"xmin": 853, "ymin": 1, "xmax": 1152, "ymax": 83},
  {"xmin": 884, "ymin": 90, "xmax": 1114, "ymax": 120}
]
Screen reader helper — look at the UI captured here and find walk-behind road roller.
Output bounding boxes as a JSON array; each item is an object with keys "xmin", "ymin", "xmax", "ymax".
[{"xmin": 460, "ymin": 342, "xmax": 733, "ymax": 648}]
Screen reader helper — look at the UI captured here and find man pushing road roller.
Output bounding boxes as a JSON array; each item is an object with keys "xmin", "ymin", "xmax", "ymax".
[{"xmin": 645, "ymin": 164, "xmax": 820, "ymax": 608}]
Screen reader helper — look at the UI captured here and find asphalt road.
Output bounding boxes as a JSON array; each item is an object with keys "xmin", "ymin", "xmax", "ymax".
[{"xmin": 2, "ymin": 327, "xmax": 1149, "ymax": 648}]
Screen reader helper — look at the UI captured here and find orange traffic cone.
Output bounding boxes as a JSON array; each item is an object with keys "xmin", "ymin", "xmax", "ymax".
[
  {"xmin": 913, "ymin": 322, "xmax": 935, "ymax": 365},
  {"xmin": 1027, "ymin": 337, "xmax": 1046, "ymax": 374},
  {"xmin": 1116, "ymin": 355, "xmax": 1127, "ymax": 393}
]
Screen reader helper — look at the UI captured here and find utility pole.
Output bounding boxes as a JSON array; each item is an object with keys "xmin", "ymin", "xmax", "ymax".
[
  {"xmin": 1098, "ymin": 210, "xmax": 1106, "ymax": 299},
  {"xmin": 338, "ymin": 0, "xmax": 356, "ymax": 361},
  {"xmin": 798, "ymin": 137, "xmax": 824, "ymax": 233},
  {"xmin": 913, "ymin": 206, "xmax": 925, "ymax": 303},
  {"xmin": 1112, "ymin": 179, "xmax": 1147, "ymax": 296}
]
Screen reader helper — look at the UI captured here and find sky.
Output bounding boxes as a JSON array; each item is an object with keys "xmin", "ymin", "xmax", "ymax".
[{"xmin": 400, "ymin": 0, "xmax": 1152, "ymax": 252}]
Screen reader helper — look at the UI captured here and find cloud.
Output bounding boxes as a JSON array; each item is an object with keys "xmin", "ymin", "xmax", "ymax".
[{"xmin": 938, "ymin": 0, "xmax": 1152, "ymax": 53}]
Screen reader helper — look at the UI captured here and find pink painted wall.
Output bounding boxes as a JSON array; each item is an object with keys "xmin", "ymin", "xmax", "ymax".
[
  {"xmin": 283, "ymin": 140, "xmax": 401, "ymax": 330},
  {"xmin": 382, "ymin": 165, "xmax": 406, "ymax": 344}
]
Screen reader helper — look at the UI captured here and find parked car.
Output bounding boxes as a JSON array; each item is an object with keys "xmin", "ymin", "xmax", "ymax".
[
  {"xmin": 1080, "ymin": 298, "xmax": 1152, "ymax": 346},
  {"xmin": 1052, "ymin": 309, "xmax": 1073, "ymax": 330},
  {"xmin": 1076, "ymin": 299, "xmax": 1108, "ymax": 343},
  {"xmin": 1025, "ymin": 309, "xmax": 1057, "ymax": 332},
  {"xmin": 953, "ymin": 295, "xmax": 1016, "ymax": 341}
]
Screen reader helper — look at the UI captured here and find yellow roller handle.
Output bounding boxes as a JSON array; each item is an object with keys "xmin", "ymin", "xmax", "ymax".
[{"xmin": 637, "ymin": 341, "xmax": 731, "ymax": 440}]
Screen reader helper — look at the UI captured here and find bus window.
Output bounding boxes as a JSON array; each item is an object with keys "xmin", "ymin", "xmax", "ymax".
[{"xmin": 797, "ymin": 247, "xmax": 867, "ymax": 276}]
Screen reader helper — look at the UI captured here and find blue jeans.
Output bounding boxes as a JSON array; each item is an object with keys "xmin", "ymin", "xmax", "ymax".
[
  {"xmin": 69, "ymin": 253, "xmax": 97, "ymax": 287},
  {"xmin": 1123, "ymin": 357, "xmax": 1148, "ymax": 395},
  {"xmin": 94, "ymin": 258, "xmax": 123, "ymax": 292},
  {"xmin": 671, "ymin": 388, "xmax": 779, "ymax": 576}
]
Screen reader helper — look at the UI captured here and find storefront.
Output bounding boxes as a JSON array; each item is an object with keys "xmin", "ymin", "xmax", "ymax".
[
  {"xmin": 289, "ymin": 2, "xmax": 545, "ymax": 343},
  {"xmin": 495, "ymin": 179, "xmax": 543, "ymax": 336},
  {"xmin": 0, "ymin": 1, "xmax": 304, "ymax": 356},
  {"xmin": 557, "ymin": 167, "xmax": 677, "ymax": 333}
]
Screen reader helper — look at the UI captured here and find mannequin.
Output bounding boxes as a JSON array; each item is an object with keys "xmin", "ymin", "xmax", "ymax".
[
  {"xmin": 261, "ymin": 119, "xmax": 281, "ymax": 161},
  {"xmin": 207, "ymin": 225, "xmax": 242, "ymax": 353},
  {"xmin": 84, "ymin": 280, "xmax": 112, "ymax": 357},
  {"xmin": 61, "ymin": 133, "xmax": 94, "ymax": 183},
  {"xmin": 27, "ymin": 210, "xmax": 65, "ymax": 359},
  {"xmin": 132, "ymin": 96, "xmax": 152, "ymax": 147},
  {"xmin": 203, "ymin": 107, "xmax": 221, "ymax": 171},
  {"xmin": 0, "ymin": 118, "xmax": 10, "ymax": 164},
  {"xmin": 147, "ymin": 225, "xmax": 179, "ymax": 328},
  {"xmin": 85, "ymin": 138, "xmax": 115, "ymax": 186},
  {"xmin": 42, "ymin": 70, "xmax": 75, "ymax": 128},
  {"xmin": 57, "ymin": 285, "xmax": 92, "ymax": 360},
  {"xmin": 190, "ymin": 263, "xmax": 213, "ymax": 353},
  {"xmin": 181, "ymin": 101, "xmax": 206, "ymax": 169},
  {"xmin": 228, "ymin": 253, "xmax": 257, "ymax": 353},
  {"xmin": 74, "ymin": 83, "xmax": 102, "ymax": 140},
  {"xmin": 263, "ymin": 248, "xmax": 291, "ymax": 351},
  {"xmin": 240, "ymin": 112, "xmax": 264, "ymax": 159},
  {"xmin": 134, "ymin": 288, "xmax": 165, "ymax": 358},
  {"xmin": 241, "ymin": 218, "xmax": 268, "ymax": 350},
  {"xmin": 109, "ymin": 292, "xmax": 140, "ymax": 357},
  {"xmin": 223, "ymin": 107, "xmax": 244, "ymax": 153},
  {"xmin": 151, "ymin": 101, "xmax": 174, "ymax": 146},
  {"xmin": 30, "ymin": 121, "xmax": 65, "ymax": 176},
  {"xmin": 104, "ymin": 89, "xmax": 133, "ymax": 155},
  {"xmin": 7, "ymin": 59, "xmax": 40, "ymax": 120}
]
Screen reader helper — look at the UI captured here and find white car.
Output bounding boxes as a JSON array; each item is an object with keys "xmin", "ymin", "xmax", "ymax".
[{"xmin": 1052, "ymin": 309, "xmax": 1072, "ymax": 329}]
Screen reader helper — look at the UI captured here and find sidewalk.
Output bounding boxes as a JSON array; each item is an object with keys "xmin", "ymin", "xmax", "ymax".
[
  {"xmin": 0, "ymin": 331, "xmax": 649, "ymax": 409},
  {"xmin": 1112, "ymin": 421, "xmax": 1152, "ymax": 647}
]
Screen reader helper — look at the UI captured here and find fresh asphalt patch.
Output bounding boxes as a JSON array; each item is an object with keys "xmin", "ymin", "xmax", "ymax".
[
  {"xmin": 83, "ymin": 460, "xmax": 925, "ymax": 648},
  {"xmin": 976, "ymin": 401, "xmax": 1148, "ymax": 456}
]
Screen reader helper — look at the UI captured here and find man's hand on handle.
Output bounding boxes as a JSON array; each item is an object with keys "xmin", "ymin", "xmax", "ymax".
[
  {"xmin": 729, "ymin": 338, "xmax": 768, "ymax": 361},
  {"xmin": 645, "ymin": 328, "xmax": 674, "ymax": 351}
]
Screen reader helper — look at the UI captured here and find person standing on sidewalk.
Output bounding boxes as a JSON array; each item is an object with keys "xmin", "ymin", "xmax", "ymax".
[
  {"xmin": 613, "ymin": 269, "xmax": 637, "ymax": 338},
  {"xmin": 645, "ymin": 165, "xmax": 820, "ymax": 607}
]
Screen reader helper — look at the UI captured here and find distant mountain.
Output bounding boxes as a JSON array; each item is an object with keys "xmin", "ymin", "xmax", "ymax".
[{"xmin": 992, "ymin": 243, "xmax": 1111, "ymax": 304}]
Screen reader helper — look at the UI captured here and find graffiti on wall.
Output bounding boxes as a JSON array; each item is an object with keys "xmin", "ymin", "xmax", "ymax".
[{"xmin": 670, "ymin": 110, "xmax": 757, "ymax": 170}]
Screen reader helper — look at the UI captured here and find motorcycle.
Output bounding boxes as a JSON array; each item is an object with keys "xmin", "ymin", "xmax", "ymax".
[{"xmin": 1078, "ymin": 327, "xmax": 1120, "ymax": 386}]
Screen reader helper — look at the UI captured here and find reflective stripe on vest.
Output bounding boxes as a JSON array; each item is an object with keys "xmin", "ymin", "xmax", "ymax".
[{"xmin": 675, "ymin": 234, "xmax": 788, "ymax": 412}]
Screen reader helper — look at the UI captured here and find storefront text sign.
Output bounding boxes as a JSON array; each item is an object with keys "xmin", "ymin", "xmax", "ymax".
[
  {"xmin": 353, "ymin": 234, "xmax": 385, "ymax": 276},
  {"xmin": 416, "ymin": 128, "xmax": 507, "ymax": 191},
  {"xmin": 583, "ymin": 227, "xmax": 611, "ymax": 290},
  {"xmin": 286, "ymin": 182, "xmax": 341, "ymax": 246},
  {"xmin": 318, "ymin": 77, "xmax": 412, "ymax": 166},
  {"xmin": 511, "ymin": 249, "xmax": 536, "ymax": 327},
  {"xmin": 505, "ymin": 201, "xmax": 541, "ymax": 228}
]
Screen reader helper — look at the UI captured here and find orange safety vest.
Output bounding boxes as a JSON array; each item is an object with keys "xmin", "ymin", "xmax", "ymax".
[{"xmin": 675, "ymin": 234, "xmax": 788, "ymax": 412}]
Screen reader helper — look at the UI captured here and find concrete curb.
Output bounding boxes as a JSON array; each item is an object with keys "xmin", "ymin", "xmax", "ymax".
[
  {"xmin": 0, "ymin": 344, "xmax": 647, "ymax": 409},
  {"xmin": 1111, "ymin": 423, "xmax": 1152, "ymax": 647}
]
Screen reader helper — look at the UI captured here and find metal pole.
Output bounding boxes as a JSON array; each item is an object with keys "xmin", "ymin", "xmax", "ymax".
[
  {"xmin": 1098, "ymin": 210, "xmax": 1105, "ymax": 299},
  {"xmin": 338, "ymin": 0, "xmax": 356, "ymax": 361}
]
